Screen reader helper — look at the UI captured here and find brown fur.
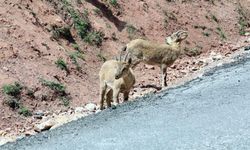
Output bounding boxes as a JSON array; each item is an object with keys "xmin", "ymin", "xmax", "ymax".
[
  {"xmin": 123, "ymin": 30, "xmax": 188, "ymax": 87},
  {"xmin": 99, "ymin": 58, "xmax": 135, "ymax": 110}
]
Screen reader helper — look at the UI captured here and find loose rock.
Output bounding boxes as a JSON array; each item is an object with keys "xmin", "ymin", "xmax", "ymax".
[
  {"xmin": 34, "ymin": 120, "xmax": 55, "ymax": 132},
  {"xmin": 74, "ymin": 107, "xmax": 85, "ymax": 113},
  {"xmin": 85, "ymin": 103, "xmax": 97, "ymax": 112},
  {"xmin": 210, "ymin": 51, "xmax": 223, "ymax": 61},
  {"xmin": 34, "ymin": 110, "xmax": 44, "ymax": 119},
  {"xmin": 244, "ymin": 46, "xmax": 250, "ymax": 51}
]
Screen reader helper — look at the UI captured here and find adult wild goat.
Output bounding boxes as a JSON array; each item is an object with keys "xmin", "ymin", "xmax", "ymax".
[{"xmin": 122, "ymin": 30, "xmax": 188, "ymax": 87}]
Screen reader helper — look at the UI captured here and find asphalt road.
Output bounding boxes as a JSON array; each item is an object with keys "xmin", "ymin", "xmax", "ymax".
[{"xmin": 2, "ymin": 55, "xmax": 250, "ymax": 150}]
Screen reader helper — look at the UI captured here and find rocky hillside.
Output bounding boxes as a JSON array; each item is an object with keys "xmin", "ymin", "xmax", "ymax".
[{"xmin": 0, "ymin": 0, "xmax": 249, "ymax": 139}]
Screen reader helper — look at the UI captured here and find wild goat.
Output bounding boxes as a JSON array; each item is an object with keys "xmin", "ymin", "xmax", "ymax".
[
  {"xmin": 99, "ymin": 58, "xmax": 135, "ymax": 110},
  {"xmin": 122, "ymin": 30, "xmax": 188, "ymax": 87}
]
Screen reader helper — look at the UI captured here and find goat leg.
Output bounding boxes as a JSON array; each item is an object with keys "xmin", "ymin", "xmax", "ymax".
[{"xmin": 161, "ymin": 64, "xmax": 167, "ymax": 87}]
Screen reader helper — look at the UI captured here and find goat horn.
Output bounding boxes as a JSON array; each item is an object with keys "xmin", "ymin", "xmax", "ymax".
[
  {"xmin": 176, "ymin": 30, "xmax": 187, "ymax": 36},
  {"xmin": 119, "ymin": 49, "xmax": 123, "ymax": 61},
  {"xmin": 124, "ymin": 51, "xmax": 129, "ymax": 61}
]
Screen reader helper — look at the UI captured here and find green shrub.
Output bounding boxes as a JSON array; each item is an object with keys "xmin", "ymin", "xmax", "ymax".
[
  {"xmin": 109, "ymin": 0, "xmax": 118, "ymax": 6},
  {"xmin": 60, "ymin": 96, "xmax": 70, "ymax": 107},
  {"xmin": 55, "ymin": 58, "xmax": 68, "ymax": 72},
  {"xmin": 2, "ymin": 82, "xmax": 22, "ymax": 97},
  {"xmin": 211, "ymin": 14, "xmax": 219, "ymax": 23},
  {"xmin": 216, "ymin": 27, "xmax": 226, "ymax": 40},
  {"xmin": 202, "ymin": 32, "xmax": 210, "ymax": 37},
  {"xmin": 238, "ymin": 7, "xmax": 249, "ymax": 35},
  {"xmin": 26, "ymin": 89, "xmax": 35, "ymax": 99},
  {"xmin": 3, "ymin": 98, "xmax": 20, "ymax": 109},
  {"xmin": 69, "ymin": 51, "xmax": 85, "ymax": 71},
  {"xmin": 84, "ymin": 31, "xmax": 104, "ymax": 46},
  {"xmin": 52, "ymin": 26, "xmax": 74, "ymax": 42},
  {"xmin": 97, "ymin": 53, "xmax": 107, "ymax": 62},
  {"xmin": 93, "ymin": 8, "xmax": 101, "ymax": 16},
  {"xmin": 18, "ymin": 106, "xmax": 32, "ymax": 117},
  {"xmin": 40, "ymin": 79, "xmax": 66, "ymax": 94},
  {"xmin": 126, "ymin": 25, "xmax": 138, "ymax": 40},
  {"xmin": 72, "ymin": 43, "xmax": 80, "ymax": 51}
]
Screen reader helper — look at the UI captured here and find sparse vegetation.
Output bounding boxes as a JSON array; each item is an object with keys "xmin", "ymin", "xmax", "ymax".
[
  {"xmin": 202, "ymin": 32, "xmax": 210, "ymax": 37},
  {"xmin": 76, "ymin": 0, "xmax": 82, "ymax": 5},
  {"xmin": 60, "ymin": 96, "xmax": 70, "ymax": 107},
  {"xmin": 211, "ymin": 14, "xmax": 219, "ymax": 23},
  {"xmin": 62, "ymin": 1, "xmax": 91, "ymax": 40},
  {"xmin": 61, "ymin": 0, "xmax": 105, "ymax": 46},
  {"xmin": 93, "ymin": 8, "xmax": 101, "ymax": 16},
  {"xmin": 26, "ymin": 88, "xmax": 35, "ymax": 99},
  {"xmin": 97, "ymin": 53, "xmax": 107, "ymax": 62},
  {"xmin": 106, "ymin": 23, "xmax": 112, "ymax": 29},
  {"xmin": 216, "ymin": 27, "xmax": 226, "ymax": 40},
  {"xmin": 84, "ymin": 31, "xmax": 104, "ymax": 46},
  {"xmin": 55, "ymin": 58, "xmax": 69, "ymax": 73},
  {"xmin": 3, "ymin": 98, "xmax": 20, "ymax": 109},
  {"xmin": 126, "ymin": 24, "xmax": 138, "ymax": 40},
  {"xmin": 69, "ymin": 51, "xmax": 85, "ymax": 71},
  {"xmin": 109, "ymin": 0, "xmax": 118, "ymax": 7},
  {"xmin": 193, "ymin": 25, "xmax": 207, "ymax": 30},
  {"xmin": 2, "ymin": 82, "xmax": 22, "ymax": 97},
  {"xmin": 18, "ymin": 106, "xmax": 32, "ymax": 117},
  {"xmin": 40, "ymin": 79, "xmax": 66, "ymax": 94},
  {"xmin": 40, "ymin": 78, "xmax": 70, "ymax": 106},
  {"xmin": 72, "ymin": 43, "xmax": 80, "ymax": 51},
  {"xmin": 51, "ymin": 26, "xmax": 75, "ymax": 43},
  {"xmin": 237, "ymin": 5, "xmax": 249, "ymax": 35}
]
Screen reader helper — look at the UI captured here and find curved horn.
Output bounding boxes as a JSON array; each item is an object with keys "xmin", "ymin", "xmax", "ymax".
[
  {"xmin": 119, "ymin": 50, "xmax": 123, "ymax": 61},
  {"xmin": 176, "ymin": 30, "xmax": 187, "ymax": 36},
  {"xmin": 124, "ymin": 51, "xmax": 130, "ymax": 61}
]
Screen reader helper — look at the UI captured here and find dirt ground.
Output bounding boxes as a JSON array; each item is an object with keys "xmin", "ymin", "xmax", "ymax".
[{"xmin": 0, "ymin": 0, "xmax": 250, "ymax": 138}]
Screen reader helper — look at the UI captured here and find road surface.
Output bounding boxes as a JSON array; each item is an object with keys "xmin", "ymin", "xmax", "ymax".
[{"xmin": 2, "ymin": 55, "xmax": 250, "ymax": 150}]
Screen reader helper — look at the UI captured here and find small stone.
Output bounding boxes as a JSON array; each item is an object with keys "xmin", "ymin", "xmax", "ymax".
[
  {"xmin": 95, "ymin": 110, "xmax": 102, "ymax": 114},
  {"xmin": 25, "ymin": 130, "xmax": 36, "ymax": 136},
  {"xmin": 144, "ymin": 65, "xmax": 155, "ymax": 70},
  {"xmin": 34, "ymin": 110, "xmax": 44, "ymax": 119},
  {"xmin": 244, "ymin": 46, "xmax": 250, "ymax": 51},
  {"xmin": 245, "ymin": 32, "xmax": 250, "ymax": 36},
  {"xmin": 85, "ymin": 103, "xmax": 96, "ymax": 112},
  {"xmin": 2, "ymin": 67, "xmax": 9, "ymax": 71},
  {"xmin": 74, "ymin": 107, "xmax": 85, "ymax": 113},
  {"xmin": 192, "ymin": 67, "xmax": 198, "ymax": 71},
  {"xmin": 0, "ymin": 137, "xmax": 14, "ymax": 146},
  {"xmin": 34, "ymin": 120, "xmax": 55, "ymax": 132},
  {"xmin": 210, "ymin": 51, "xmax": 223, "ymax": 61}
]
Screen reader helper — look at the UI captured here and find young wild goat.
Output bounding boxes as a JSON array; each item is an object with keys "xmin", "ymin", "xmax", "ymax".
[
  {"xmin": 99, "ymin": 57, "xmax": 135, "ymax": 110},
  {"xmin": 122, "ymin": 30, "xmax": 188, "ymax": 88}
]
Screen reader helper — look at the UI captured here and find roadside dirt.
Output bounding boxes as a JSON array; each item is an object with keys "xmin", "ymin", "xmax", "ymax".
[{"xmin": 0, "ymin": 0, "xmax": 249, "ymax": 142}]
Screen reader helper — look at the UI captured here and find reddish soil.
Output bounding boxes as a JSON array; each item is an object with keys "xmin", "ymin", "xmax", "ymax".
[{"xmin": 0, "ymin": 0, "xmax": 249, "ymax": 137}]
